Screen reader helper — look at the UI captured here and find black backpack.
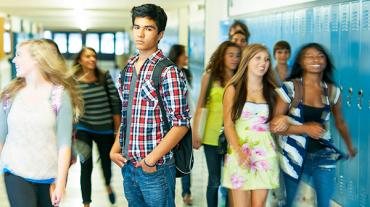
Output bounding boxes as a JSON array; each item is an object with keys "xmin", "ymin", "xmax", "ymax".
[{"xmin": 152, "ymin": 58, "xmax": 194, "ymax": 177}]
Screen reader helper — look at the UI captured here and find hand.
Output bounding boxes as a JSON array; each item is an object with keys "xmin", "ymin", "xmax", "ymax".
[
  {"xmin": 192, "ymin": 131, "xmax": 202, "ymax": 149},
  {"xmin": 236, "ymin": 149, "xmax": 250, "ymax": 168},
  {"xmin": 304, "ymin": 122, "xmax": 325, "ymax": 139},
  {"xmin": 139, "ymin": 159, "xmax": 157, "ymax": 174},
  {"xmin": 192, "ymin": 136, "xmax": 202, "ymax": 150},
  {"xmin": 270, "ymin": 115, "xmax": 289, "ymax": 133},
  {"xmin": 110, "ymin": 152, "xmax": 127, "ymax": 168},
  {"xmin": 347, "ymin": 146, "xmax": 357, "ymax": 158},
  {"xmin": 50, "ymin": 183, "xmax": 64, "ymax": 206}
]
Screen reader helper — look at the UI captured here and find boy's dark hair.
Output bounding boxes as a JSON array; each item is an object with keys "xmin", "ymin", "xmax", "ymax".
[
  {"xmin": 229, "ymin": 20, "xmax": 250, "ymax": 42},
  {"xmin": 273, "ymin": 40, "xmax": 291, "ymax": 55},
  {"xmin": 231, "ymin": 30, "xmax": 247, "ymax": 39},
  {"xmin": 131, "ymin": 4, "xmax": 167, "ymax": 33}
]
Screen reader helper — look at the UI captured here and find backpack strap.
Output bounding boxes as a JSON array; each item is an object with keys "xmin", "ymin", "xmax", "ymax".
[
  {"xmin": 152, "ymin": 58, "xmax": 175, "ymax": 131},
  {"xmin": 291, "ymin": 79, "xmax": 302, "ymax": 108},
  {"xmin": 327, "ymin": 83, "xmax": 337, "ymax": 107},
  {"xmin": 2, "ymin": 94, "xmax": 11, "ymax": 114},
  {"xmin": 51, "ymin": 85, "xmax": 64, "ymax": 115},
  {"xmin": 202, "ymin": 74, "xmax": 213, "ymax": 107}
]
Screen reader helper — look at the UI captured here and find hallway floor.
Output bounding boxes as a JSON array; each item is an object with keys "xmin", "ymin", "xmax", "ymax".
[{"xmin": 0, "ymin": 145, "xmax": 338, "ymax": 207}]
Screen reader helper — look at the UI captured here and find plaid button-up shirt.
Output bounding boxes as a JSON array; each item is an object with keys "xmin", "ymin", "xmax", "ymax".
[{"xmin": 117, "ymin": 49, "xmax": 191, "ymax": 165}]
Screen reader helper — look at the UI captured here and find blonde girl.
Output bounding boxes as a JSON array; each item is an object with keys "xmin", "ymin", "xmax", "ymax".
[
  {"xmin": 222, "ymin": 44, "xmax": 279, "ymax": 207},
  {"xmin": 0, "ymin": 39, "xmax": 83, "ymax": 207}
]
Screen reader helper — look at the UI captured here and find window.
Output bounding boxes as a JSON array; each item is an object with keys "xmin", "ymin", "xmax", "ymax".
[
  {"xmin": 115, "ymin": 32, "xmax": 124, "ymax": 55},
  {"xmin": 3, "ymin": 32, "xmax": 11, "ymax": 53},
  {"xmin": 43, "ymin": 30, "xmax": 52, "ymax": 39},
  {"xmin": 68, "ymin": 33, "xmax": 82, "ymax": 53},
  {"xmin": 53, "ymin": 33, "xmax": 67, "ymax": 53},
  {"xmin": 101, "ymin": 33, "xmax": 114, "ymax": 54},
  {"xmin": 86, "ymin": 33, "xmax": 100, "ymax": 52}
]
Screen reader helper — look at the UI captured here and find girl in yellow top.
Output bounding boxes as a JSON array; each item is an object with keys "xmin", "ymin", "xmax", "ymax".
[{"xmin": 193, "ymin": 41, "xmax": 241, "ymax": 206}]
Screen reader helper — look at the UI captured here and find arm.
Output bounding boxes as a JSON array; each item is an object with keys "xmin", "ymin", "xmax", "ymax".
[
  {"xmin": 141, "ymin": 65, "xmax": 190, "ymax": 172},
  {"xmin": 142, "ymin": 126, "xmax": 188, "ymax": 170},
  {"xmin": 223, "ymin": 86, "xmax": 248, "ymax": 166},
  {"xmin": 271, "ymin": 91, "xmax": 324, "ymax": 139},
  {"xmin": 112, "ymin": 115, "xmax": 121, "ymax": 133},
  {"xmin": 105, "ymin": 72, "xmax": 122, "ymax": 132},
  {"xmin": 192, "ymin": 72, "xmax": 211, "ymax": 149},
  {"xmin": 110, "ymin": 127, "xmax": 127, "ymax": 167},
  {"xmin": 0, "ymin": 100, "xmax": 7, "ymax": 156},
  {"xmin": 332, "ymin": 95, "xmax": 357, "ymax": 157},
  {"xmin": 51, "ymin": 92, "xmax": 73, "ymax": 206}
]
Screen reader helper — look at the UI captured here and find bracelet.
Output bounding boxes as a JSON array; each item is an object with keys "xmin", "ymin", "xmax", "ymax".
[{"xmin": 143, "ymin": 159, "xmax": 156, "ymax": 167}]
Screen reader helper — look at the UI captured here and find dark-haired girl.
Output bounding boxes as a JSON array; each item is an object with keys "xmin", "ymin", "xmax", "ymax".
[
  {"xmin": 73, "ymin": 47, "xmax": 121, "ymax": 207},
  {"xmin": 271, "ymin": 43, "xmax": 357, "ymax": 207},
  {"xmin": 192, "ymin": 41, "xmax": 241, "ymax": 206}
]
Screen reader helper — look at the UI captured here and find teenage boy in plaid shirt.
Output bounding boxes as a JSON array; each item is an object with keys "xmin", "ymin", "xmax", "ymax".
[{"xmin": 110, "ymin": 4, "xmax": 191, "ymax": 207}]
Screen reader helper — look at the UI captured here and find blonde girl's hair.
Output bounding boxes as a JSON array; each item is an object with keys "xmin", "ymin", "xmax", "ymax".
[
  {"xmin": 0, "ymin": 39, "xmax": 83, "ymax": 121},
  {"xmin": 225, "ymin": 44, "xmax": 278, "ymax": 122}
]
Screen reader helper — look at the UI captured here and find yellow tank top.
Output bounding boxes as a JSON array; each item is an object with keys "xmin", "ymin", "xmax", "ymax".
[{"xmin": 202, "ymin": 86, "xmax": 224, "ymax": 146}]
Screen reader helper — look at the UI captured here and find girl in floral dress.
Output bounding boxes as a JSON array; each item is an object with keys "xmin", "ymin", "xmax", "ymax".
[{"xmin": 222, "ymin": 44, "xmax": 279, "ymax": 206}]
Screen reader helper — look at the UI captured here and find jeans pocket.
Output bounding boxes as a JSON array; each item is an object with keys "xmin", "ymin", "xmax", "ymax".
[{"xmin": 141, "ymin": 166, "xmax": 161, "ymax": 176}]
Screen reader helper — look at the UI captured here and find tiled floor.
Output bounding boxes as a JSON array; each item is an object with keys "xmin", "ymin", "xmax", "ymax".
[
  {"xmin": 0, "ymin": 145, "xmax": 339, "ymax": 207},
  {"xmin": 0, "ymin": 145, "xmax": 208, "ymax": 207}
]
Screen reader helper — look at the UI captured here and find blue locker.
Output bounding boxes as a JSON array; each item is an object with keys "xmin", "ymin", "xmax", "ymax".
[
  {"xmin": 330, "ymin": 4, "xmax": 341, "ymax": 85},
  {"xmin": 219, "ymin": 1, "xmax": 369, "ymax": 206},
  {"xmin": 359, "ymin": 1, "xmax": 370, "ymax": 206}
]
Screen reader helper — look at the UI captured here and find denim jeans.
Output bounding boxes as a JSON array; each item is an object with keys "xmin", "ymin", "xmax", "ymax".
[
  {"xmin": 284, "ymin": 148, "xmax": 336, "ymax": 207},
  {"xmin": 203, "ymin": 144, "xmax": 224, "ymax": 207},
  {"xmin": 181, "ymin": 174, "xmax": 191, "ymax": 197},
  {"xmin": 122, "ymin": 160, "xmax": 176, "ymax": 207}
]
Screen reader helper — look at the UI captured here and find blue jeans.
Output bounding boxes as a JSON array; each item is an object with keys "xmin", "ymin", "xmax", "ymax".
[
  {"xmin": 181, "ymin": 174, "xmax": 191, "ymax": 197},
  {"xmin": 203, "ymin": 144, "xmax": 224, "ymax": 207},
  {"xmin": 284, "ymin": 149, "xmax": 336, "ymax": 207},
  {"xmin": 122, "ymin": 160, "xmax": 176, "ymax": 207}
]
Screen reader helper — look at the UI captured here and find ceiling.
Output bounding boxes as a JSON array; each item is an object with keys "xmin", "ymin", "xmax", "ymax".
[{"xmin": 0, "ymin": 0, "xmax": 203, "ymax": 31}]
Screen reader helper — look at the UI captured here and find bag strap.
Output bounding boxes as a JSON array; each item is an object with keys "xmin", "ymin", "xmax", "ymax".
[
  {"xmin": 152, "ymin": 58, "xmax": 175, "ymax": 131},
  {"xmin": 202, "ymin": 74, "xmax": 213, "ymax": 107},
  {"xmin": 327, "ymin": 83, "xmax": 336, "ymax": 107},
  {"xmin": 51, "ymin": 85, "xmax": 64, "ymax": 115},
  {"xmin": 291, "ymin": 79, "xmax": 302, "ymax": 108},
  {"xmin": 2, "ymin": 94, "xmax": 10, "ymax": 114}
]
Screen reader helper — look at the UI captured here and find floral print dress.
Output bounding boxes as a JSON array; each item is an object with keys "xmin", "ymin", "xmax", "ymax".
[{"xmin": 222, "ymin": 102, "xmax": 279, "ymax": 190}]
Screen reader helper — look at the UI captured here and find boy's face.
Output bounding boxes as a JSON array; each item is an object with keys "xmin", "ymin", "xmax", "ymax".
[
  {"xmin": 231, "ymin": 33, "xmax": 247, "ymax": 48},
  {"xmin": 132, "ymin": 17, "xmax": 163, "ymax": 53},
  {"xmin": 274, "ymin": 49, "xmax": 290, "ymax": 64}
]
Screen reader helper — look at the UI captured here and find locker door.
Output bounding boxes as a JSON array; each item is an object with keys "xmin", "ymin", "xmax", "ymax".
[
  {"xmin": 322, "ymin": 5, "xmax": 331, "ymax": 48},
  {"xmin": 358, "ymin": 1, "xmax": 370, "ymax": 206},
  {"xmin": 334, "ymin": 2, "xmax": 356, "ymax": 206},
  {"xmin": 337, "ymin": 1, "xmax": 361, "ymax": 206},
  {"xmin": 330, "ymin": 4, "xmax": 341, "ymax": 85}
]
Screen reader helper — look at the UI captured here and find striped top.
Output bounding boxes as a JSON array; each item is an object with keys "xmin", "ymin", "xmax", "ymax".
[
  {"xmin": 275, "ymin": 78, "xmax": 341, "ymax": 182},
  {"xmin": 77, "ymin": 72, "xmax": 121, "ymax": 132}
]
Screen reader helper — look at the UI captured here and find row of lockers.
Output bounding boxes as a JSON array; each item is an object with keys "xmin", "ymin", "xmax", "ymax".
[{"xmin": 220, "ymin": 1, "xmax": 369, "ymax": 206}]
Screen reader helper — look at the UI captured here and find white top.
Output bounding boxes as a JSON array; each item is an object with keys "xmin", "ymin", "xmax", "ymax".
[{"xmin": 1, "ymin": 89, "xmax": 72, "ymax": 180}]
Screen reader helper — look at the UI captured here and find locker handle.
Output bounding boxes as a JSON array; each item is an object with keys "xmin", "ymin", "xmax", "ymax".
[
  {"xmin": 357, "ymin": 89, "xmax": 363, "ymax": 110},
  {"xmin": 346, "ymin": 87, "xmax": 352, "ymax": 107}
]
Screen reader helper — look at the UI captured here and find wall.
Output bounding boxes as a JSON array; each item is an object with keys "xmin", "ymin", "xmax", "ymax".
[
  {"xmin": 219, "ymin": 1, "xmax": 370, "ymax": 206},
  {"xmin": 0, "ymin": 17, "xmax": 4, "ymax": 59}
]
